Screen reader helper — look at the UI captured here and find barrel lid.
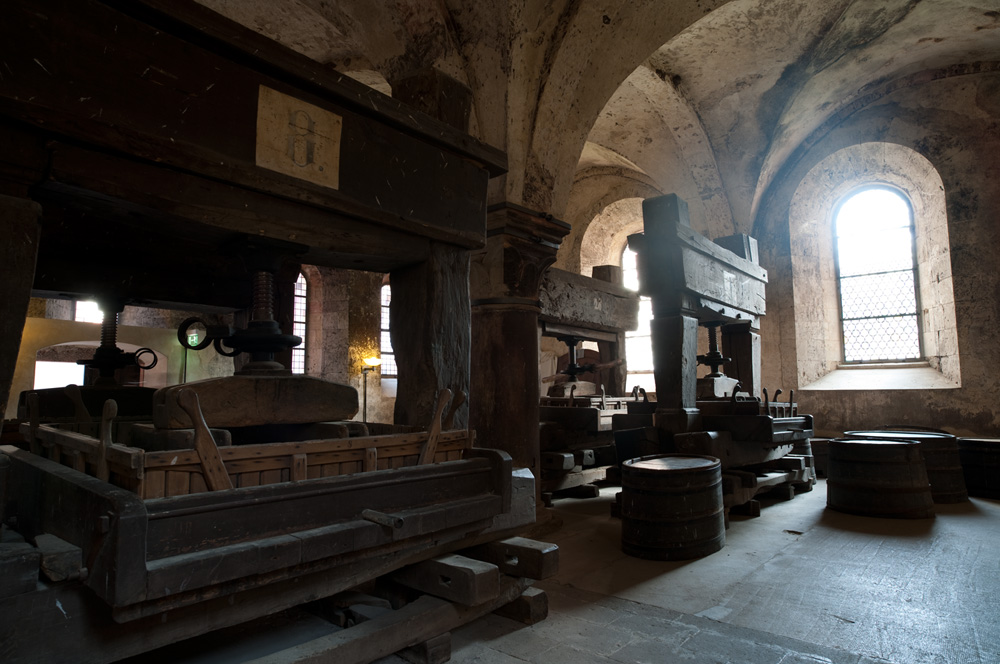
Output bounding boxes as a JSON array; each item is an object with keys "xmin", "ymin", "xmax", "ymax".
[
  {"xmin": 831, "ymin": 437, "xmax": 919, "ymax": 446},
  {"xmin": 845, "ymin": 430, "xmax": 953, "ymax": 441},
  {"xmin": 625, "ymin": 454, "xmax": 720, "ymax": 471}
]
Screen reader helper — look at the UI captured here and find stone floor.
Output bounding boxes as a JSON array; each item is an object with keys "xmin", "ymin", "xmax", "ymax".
[{"xmin": 422, "ymin": 480, "xmax": 999, "ymax": 664}]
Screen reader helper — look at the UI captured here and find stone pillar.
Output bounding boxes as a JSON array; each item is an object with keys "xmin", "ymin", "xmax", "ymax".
[
  {"xmin": 470, "ymin": 203, "xmax": 570, "ymax": 490},
  {"xmin": 0, "ymin": 195, "xmax": 41, "ymax": 416},
  {"xmin": 391, "ymin": 243, "xmax": 471, "ymax": 428}
]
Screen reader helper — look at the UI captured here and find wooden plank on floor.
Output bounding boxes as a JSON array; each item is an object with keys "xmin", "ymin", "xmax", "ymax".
[{"xmin": 244, "ymin": 576, "xmax": 532, "ymax": 664}]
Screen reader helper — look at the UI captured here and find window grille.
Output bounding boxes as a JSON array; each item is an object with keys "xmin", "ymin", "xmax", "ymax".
[
  {"xmin": 291, "ymin": 273, "xmax": 307, "ymax": 374},
  {"xmin": 622, "ymin": 246, "xmax": 656, "ymax": 392},
  {"xmin": 835, "ymin": 188, "xmax": 921, "ymax": 362},
  {"xmin": 380, "ymin": 283, "xmax": 397, "ymax": 377}
]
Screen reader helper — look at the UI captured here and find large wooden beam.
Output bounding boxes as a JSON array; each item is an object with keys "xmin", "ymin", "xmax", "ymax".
[{"xmin": 0, "ymin": 0, "xmax": 503, "ymax": 251}]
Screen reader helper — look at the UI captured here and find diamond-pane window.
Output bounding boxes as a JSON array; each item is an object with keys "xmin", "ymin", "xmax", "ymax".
[
  {"xmin": 380, "ymin": 283, "xmax": 397, "ymax": 377},
  {"xmin": 835, "ymin": 189, "xmax": 921, "ymax": 363},
  {"xmin": 291, "ymin": 273, "xmax": 307, "ymax": 374}
]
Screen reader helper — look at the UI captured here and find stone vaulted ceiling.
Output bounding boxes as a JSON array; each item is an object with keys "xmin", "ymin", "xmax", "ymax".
[{"xmin": 198, "ymin": 0, "xmax": 1000, "ymax": 242}]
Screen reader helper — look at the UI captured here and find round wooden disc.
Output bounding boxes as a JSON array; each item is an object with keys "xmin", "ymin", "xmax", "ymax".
[{"xmin": 626, "ymin": 455, "xmax": 719, "ymax": 471}]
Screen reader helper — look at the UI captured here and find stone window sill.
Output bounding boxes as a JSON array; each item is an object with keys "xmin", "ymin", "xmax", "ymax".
[{"xmin": 799, "ymin": 362, "xmax": 960, "ymax": 391}]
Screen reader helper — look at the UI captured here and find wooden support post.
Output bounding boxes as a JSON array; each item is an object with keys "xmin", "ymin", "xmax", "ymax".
[
  {"xmin": 722, "ymin": 322, "xmax": 761, "ymax": 399},
  {"xmin": 470, "ymin": 204, "xmax": 570, "ymax": 509},
  {"xmin": 391, "ymin": 244, "xmax": 471, "ymax": 429},
  {"xmin": 0, "ymin": 195, "xmax": 41, "ymax": 420}
]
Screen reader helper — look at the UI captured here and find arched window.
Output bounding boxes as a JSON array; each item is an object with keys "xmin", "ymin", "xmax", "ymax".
[
  {"xmin": 291, "ymin": 273, "xmax": 307, "ymax": 374},
  {"xmin": 622, "ymin": 245, "xmax": 655, "ymax": 392},
  {"xmin": 835, "ymin": 188, "xmax": 921, "ymax": 363},
  {"xmin": 380, "ymin": 283, "xmax": 397, "ymax": 377}
]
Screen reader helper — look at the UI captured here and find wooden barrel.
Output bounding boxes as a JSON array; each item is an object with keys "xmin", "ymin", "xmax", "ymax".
[
  {"xmin": 620, "ymin": 454, "xmax": 725, "ymax": 561},
  {"xmin": 810, "ymin": 438, "xmax": 831, "ymax": 478},
  {"xmin": 956, "ymin": 438, "xmax": 1000, "ymax": 499},
  {"xmin": 844, "ymin": 430, "xmax": 968, "ymax": 503},
  {"xmin": 827, "ymin": 439, "xmax": 935, "ymax": 518}
]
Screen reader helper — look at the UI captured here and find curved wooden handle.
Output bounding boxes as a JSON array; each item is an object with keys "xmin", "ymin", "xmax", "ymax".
[
  {"xmin": 176, "ymin": 389, "xmax": 233, "ymax": 491},
  {"xmin": 418, "ymin": 388, "xmax": 452, "ymax": 465},
  {"xmin": 443, "ymin": 390, "xmax": 467, "ymax": 430}
]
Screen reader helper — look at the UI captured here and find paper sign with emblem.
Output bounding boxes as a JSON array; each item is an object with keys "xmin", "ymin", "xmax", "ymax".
[{"xmin": 256, "ymin": 85, "xmax": 342, "ymax": 190}]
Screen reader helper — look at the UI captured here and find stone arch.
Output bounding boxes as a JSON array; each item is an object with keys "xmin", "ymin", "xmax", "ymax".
[
  {"xmin": 577, "ymin": 198, "xmax": 647, "ymax": 278},
  {"xmin": 559, "ymin": 166, "xmax": 662, "ymax": 275},
  {"xmin": 788, "ymin": 141, "xmax": 959, "ymax": 388}
]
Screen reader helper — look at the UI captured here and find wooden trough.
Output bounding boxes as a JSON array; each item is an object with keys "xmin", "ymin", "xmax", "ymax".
[{"xmin": 0, "ymin": 388, "xmax": 533, "ymax": 663}]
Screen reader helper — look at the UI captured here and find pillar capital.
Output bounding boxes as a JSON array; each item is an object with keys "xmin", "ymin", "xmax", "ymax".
[{"xmin": 471, "ymin": 202, "xmax": 571, "ymax": 304}]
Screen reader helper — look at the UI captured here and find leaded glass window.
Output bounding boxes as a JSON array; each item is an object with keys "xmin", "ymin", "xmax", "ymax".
[
  {"xmin": 835, "ymin": 188, "xmax": 921, "ymax": 363},
  {"xmin": 622, "ymin": 245, "xmax": 656, "ymax": 392},
  {"xmin": 291, "ymin": 273, "xmax": 307, "ymax": 374},
  {"xmin": 380, "ymin": 283, "xmax": 398, "ymax": 377}
]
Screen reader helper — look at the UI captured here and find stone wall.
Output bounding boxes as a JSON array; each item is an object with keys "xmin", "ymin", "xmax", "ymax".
[{"xmin": 756, "ymin": 70, "xmax": 1000, "ymax": 436}]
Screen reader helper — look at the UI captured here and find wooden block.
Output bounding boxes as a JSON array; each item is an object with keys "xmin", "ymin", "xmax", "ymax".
[
  {"xmin": 563, "ymin": 483, "xmax": 600, "ymax": 499},
  {"xmin": 398, "ymin": 632, "xmax": 451, "ymax": 664},
  {"xmin": 765, "ymin": 455, "xmax": 805, "ymax": 471},
  {"xmin": 730, "ymin": 499, "xmax": 761, "ymax": 517},
  {"xmin": 541, "ymin": 452, "xmax": 574, "ymax": 471},
  {"xmin": 0, "ymin": 542, "xmax": 39, "ymax": 599},
  {"xmin": 573, "ymin": 449, "xmax": 596, "ymax": 467},
  {"xmin": 153, "ymin": 375, "xmax": 358, "ymax": 429},
  {"xmin": 493, "ymin": 587, "xmax": 548, "ymax": 625},
  {"xmin": 592, "ymin": 445, "xmax": 618, "ymax": 467},
  {"xmin": 34, "ymin": 533, "xmax": 83, "ymax": 582},
  {"xmin": 390, "ymin": 554, "xmax": 499, "ymax": 606},
  {"xmin": 462, "ymin": 537, "xmax": 559, "ymax": 580},
  {"xmin": 767, "ymin": 483, "xmax": 796, "ymax": 501}
]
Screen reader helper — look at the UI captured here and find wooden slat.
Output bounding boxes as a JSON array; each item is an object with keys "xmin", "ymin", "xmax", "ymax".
[
  {"xmin": 291, "ymin": 454, "xmax": 307, "ymax": 481},
  {"xmin": 144, "ymin": 470, "xmax": 166, "ymax": 499},
  {"xmin": 166, "ymin": 471, "xmax": 191, "ymax": 497},
  {"xmin": 190, "ymin": 473, "xmax": 208, "ymax": 495},
  {"xmin": 364, "ymin": 448, "xmax": 377, "ymax": 472},
  {"xmin": 418, "ymin": 389, "xmax": 451, "ymax": 466},
  {"xmin": 239, "ymin": 472, "xmax": 260, "ymax": 488},
  {"xmin": 260, "ymin": 469, "xmax": 283, "ymax": 486},
  {"xmin": 20, "ymin": 424, "xmax": 145, "ymax": 470},
  {"xmin": 142, "ymin": 430, "xmax": 472, "ymax": 467}
]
